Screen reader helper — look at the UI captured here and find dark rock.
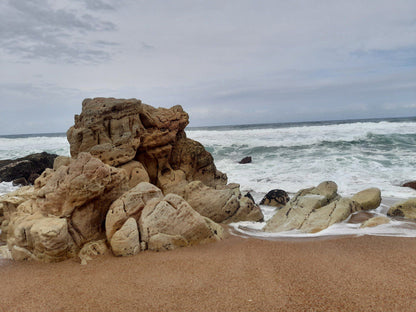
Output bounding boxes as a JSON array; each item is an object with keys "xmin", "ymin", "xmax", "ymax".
[
  {"xmin": 244, "ymin": 192, "xmax": 255, "ymax": 203},
  {"xmin": 12, "ymin": 177, "xmax": 29, "ymax": 186},
  {"xmin": 0, "ymin": 152, "xmax": 58, "ymax": 184},
  {"xmin": 28, "ymin": 173, "xmax": 40, "ymax": 184},
  {"xmin": 239, "ymin": 156, "xmax": 252, "ymax": 164},
  {"xmin": 260, "ymin": 189, "xmax": 290, "ymax": 208},
  {"xmin": 402, "ymin": 181, "xmax": 416, "ymax": 190}
]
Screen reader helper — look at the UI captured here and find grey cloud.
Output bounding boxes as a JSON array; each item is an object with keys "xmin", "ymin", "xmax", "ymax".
[
  {"xmin": 0, "ymin": 0, "xmax": 117, "ymax": 63},
  {"xmin": 83, "ymin": 0, "xmax": 116, "ymax": 11}
]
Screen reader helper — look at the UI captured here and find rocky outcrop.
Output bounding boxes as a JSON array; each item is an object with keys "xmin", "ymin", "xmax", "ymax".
[
  {"xmin": 387, "ymin": 198, "xmax": 416, "ymax": 220},
  {"xmin": 264, "ymin": 181, "xmax": 363, "ymax": 233},
  {"xmin": 0, "ymin": 152, "xmax": 57, "ymax": 185},
  {"xmin": 260, "ymin": 189, "xmax": 290, "ymax": 208},
  {"xmin": 351, "ymin": 188, "xmax": 381, "ymax": 210},
  {"xmin": 3, "ymin": 97, "xmax": 263, "ymax": 262},
  {"xmin": 67, "ymin": 97, "xmax": 227, "ymax": 195}
]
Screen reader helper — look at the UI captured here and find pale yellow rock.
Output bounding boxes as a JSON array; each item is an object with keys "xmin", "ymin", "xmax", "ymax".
[
  {"xmin": 139, "ymin": 193, "xmax": 224, "ymax": 251},
  {"xmin": 387, "ymin": 198, "xmax": 416, "ymax": 220},
  {"xmin": 29, "ymin": 217, "xmax": 75, "ymax": 262},
  {"xmin": 0, "ymin": 245, "xmax": 12, "ymax": 259},
  {"xmin": 7, "ymin": 212, "xmax": 76, "ymax": 262},
  {"xmin": 0, "ymin": 186, "xmax": 36, "ymax": 242},
  {"xmin": 264, "ymin": 182, "xmax": 362, "ymax": 233},
  {"xmin": 105, "ymin": 182, "xmax": 163, "ymax": 241},
  {"xmin": 360, "ymin": 216, "xmax": 390, "ymax": 228},
  {"xmin": 351, "ymin": 188, "xmax": 382, "ymax": 210},
  {"xmin": 300, "ymin": 198, "xmax": 361, "ymax": 233},
  {"xmin": 110, "ymin": 217, "xmax": 140, "ymax": 257}
]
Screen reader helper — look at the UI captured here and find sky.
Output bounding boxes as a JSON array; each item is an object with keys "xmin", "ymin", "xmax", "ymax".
[{"xmin": 0, "ymin": 0, "xmax": 415, "ymax": 134}]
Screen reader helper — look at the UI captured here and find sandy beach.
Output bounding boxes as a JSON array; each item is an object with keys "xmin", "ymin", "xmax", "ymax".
[{"xmin": 1, "ymin": 232, "xmax": 415, "ymax": 312}]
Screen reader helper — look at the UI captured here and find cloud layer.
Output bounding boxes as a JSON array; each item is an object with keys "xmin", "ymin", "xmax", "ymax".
[{"xmin": 0, "ymin": 0, "xmax": 415, "ymax": 134}]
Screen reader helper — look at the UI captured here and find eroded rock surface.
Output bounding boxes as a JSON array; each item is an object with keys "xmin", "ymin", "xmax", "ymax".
[
  {"xmin": 6, "ymin": 153, "xmax": 129, "ymax": 262},
  {"xmin": 264, "ymin": 181, "xmax": 363, "ymax": 233},
  {"xmin": 387, "ymin": 198, "xmax": 416, "ymax": 220},
  {"xmin": 183, "ymin": 181, "xmax": 263, "ymax": 224},
  {"xmin": 139, "ymin": 193, "xmax": 224, "ymax": 251}
]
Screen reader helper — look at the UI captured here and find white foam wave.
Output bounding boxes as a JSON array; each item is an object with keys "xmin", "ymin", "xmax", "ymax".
[
  {"xmin": 0, "ymin": 136, "xmax": 69, "ymax": 160},
  {"xmin": 188, "ymin": 121, "xmax": 416, "ymax": 149},
  {"xmin": 0, "ymin": 182, "xmax": 19, "ymax": 196},
  {"xmin": 188, "ymin": 120, "xmax": 416, "ymax": 199},
  {"xmin": 230, "ymin": 205, "xmax": 416, "ymax": 239}
]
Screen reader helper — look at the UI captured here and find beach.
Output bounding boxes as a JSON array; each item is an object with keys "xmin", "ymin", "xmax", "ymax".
[{"xmin": 1, "ymin": 233, "xmax": 416, "ymax": 311}]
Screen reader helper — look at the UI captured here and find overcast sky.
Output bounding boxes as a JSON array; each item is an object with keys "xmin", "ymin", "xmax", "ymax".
[{"xmin": 1, "ymin": 0, "xmax": 415, "ymax": 134}]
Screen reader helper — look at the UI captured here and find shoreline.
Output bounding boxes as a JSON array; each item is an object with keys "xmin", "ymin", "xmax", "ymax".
[{"xmin": 1, "ymin": 234, "xmax": 416, "ymax": 311}]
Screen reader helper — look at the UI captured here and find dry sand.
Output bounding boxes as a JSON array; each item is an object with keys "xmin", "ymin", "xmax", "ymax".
[{"xmin": 1, "ymin": 233, "xmax": 416, "ymax": 312}]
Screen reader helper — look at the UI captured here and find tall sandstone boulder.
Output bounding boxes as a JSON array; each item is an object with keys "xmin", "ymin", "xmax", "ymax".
[{"xmin": 67, "ymin": 98, "xmax": 226, "ymax": 192}]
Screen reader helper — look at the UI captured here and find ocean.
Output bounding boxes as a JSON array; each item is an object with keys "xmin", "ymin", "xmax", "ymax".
[{"xmin": 1, "ymin": 117, "xmax": 416, "ymax": 238}]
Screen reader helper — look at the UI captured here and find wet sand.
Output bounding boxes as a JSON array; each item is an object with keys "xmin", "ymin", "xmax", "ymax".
[{"xmin": 1, "ymin": 234, "xmax": 416, "ymax": 312}]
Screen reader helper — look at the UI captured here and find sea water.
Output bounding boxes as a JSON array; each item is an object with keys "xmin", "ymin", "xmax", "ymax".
[{"xmin": 1, "ymin": 117, "xmax": 416, "ymax": 238}]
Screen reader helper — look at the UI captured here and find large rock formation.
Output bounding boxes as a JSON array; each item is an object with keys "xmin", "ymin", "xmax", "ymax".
[
  {"xmin": 67, "ymin": 98, "xmax": 226, "ymax": 192},
  {"xmin": 2, "ymin": 97, "xmax": 263, "ymax": 262},
  {"xmin": 264, "ymin": 182, "xmax": 381, "ymax": 233}
]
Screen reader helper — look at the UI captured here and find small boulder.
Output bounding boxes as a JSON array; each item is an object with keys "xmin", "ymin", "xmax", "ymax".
[
  {"xmin": 402, "ymin": 181, "xmax": 416, "ymax": 190},
  {"xmin": 260, "ymin": 189, "xmax": 290, "ymax": 208},
  {"xmin": 360, "ymin": 216, "xmax": 390, "ymax": 228},
  {"xmin": 183, "ymin": 181, "xmax": 263, "ymax": 223},
  {"xmin": 239, "ymin": 156, "xmax": 252, "ymax": 164},
  {"xmin": 387, "ymin": 198, "xmax": 416, "ymax": 220},
  {"xmin": 351, "ymin": 188, "xmax": 382, "ymax": 210}
]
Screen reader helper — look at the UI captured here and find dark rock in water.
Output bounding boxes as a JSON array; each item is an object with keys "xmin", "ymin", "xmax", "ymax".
[
  {"xmin": 12, "ymin": 177, "xmax": 29, "ymax": 186},
  {"xmin": 402, "ymin": 181, "xmax": 416, "ymax": 190},
  {"xmin": 244, "ymin": 192, "xmax": 255, "ymax": 203},
  {"xmin": 0, "ymin": 152, "xmax": 58, "ymax": 184},
  {"xmin": 239, "ymin": 156, "xmax": 252, "ymax": 164},
  {"xmin": 260, "ymin": 189, "xmax": 290, "ymax": 208}
]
